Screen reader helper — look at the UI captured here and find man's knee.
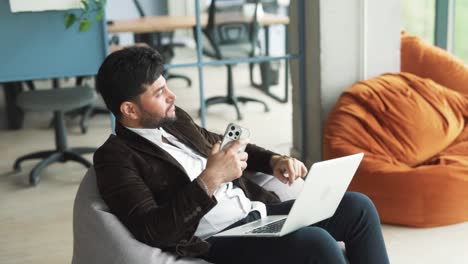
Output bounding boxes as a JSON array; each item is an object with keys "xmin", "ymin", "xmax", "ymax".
[
  {"xmin": 290, "ymin": 227, "xmax": 335, "ymax": 245},
  {"xmin": 286, "ymin": 227, "xmax": 346, "ymax": 262},
  {"xmin": 342, "ymin": 192, "xmax": 379, "ymax": 220}
]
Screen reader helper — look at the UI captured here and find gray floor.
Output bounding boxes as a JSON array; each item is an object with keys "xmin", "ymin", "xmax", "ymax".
[{"xmin": 0, "ymin": 50, "xmax": 467, "ymax": 263}]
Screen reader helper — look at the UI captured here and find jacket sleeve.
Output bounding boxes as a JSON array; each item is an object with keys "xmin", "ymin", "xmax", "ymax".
[
  {"xmin": 94, "ymin": 147, "xmax": 217, "ymax": 251},
  {"xmin": 244, "ymin": 143, "xmax": 278, "ymax": 174},
  {"xmin": 196, "ymin": 122, "xmax": 279, "ymax": 175}
]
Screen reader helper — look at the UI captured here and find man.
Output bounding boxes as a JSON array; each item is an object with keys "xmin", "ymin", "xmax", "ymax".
[{"xmin": 94, "ymin": 46, "xmax": 389, "ymax": 263}]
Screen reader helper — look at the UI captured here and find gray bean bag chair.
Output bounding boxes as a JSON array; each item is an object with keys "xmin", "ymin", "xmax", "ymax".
[{"xmin": 72, "ymin": 168, "xmax": 305, "ymax": 264}]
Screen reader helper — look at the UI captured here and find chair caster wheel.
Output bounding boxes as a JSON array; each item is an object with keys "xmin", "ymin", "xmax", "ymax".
[{"xmin": 29, "ymin": 175, "xmax": 40, "ymax": 186}]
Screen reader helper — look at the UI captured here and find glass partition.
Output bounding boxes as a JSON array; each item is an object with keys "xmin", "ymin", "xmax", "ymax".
[
  {"xmin": 454, "ymin": 0, "xmax": 468, "ymax": 64},
  {"xmin": 163, "ymin": 0, "xmax": 303, "ymax": 127}
]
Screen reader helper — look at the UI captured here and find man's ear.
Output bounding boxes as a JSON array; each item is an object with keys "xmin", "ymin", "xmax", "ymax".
[{"xmin": 120, "ymin": 101, "xmax": 139, "ymax": 120}]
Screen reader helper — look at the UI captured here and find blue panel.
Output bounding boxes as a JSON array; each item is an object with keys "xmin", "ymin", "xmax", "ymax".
[
  {"xmin": 435, "ymin": 0, "xmax": 449, "ymax": 50},
  {"xmin": 0, "ymin": 1, "xmax": 108, "ymax": 82}
]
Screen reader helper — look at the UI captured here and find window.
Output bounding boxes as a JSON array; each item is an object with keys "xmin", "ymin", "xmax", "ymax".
[
  {"xmin": 454, "ymin": 0, "xmax": 468, "ymax": 64},
  {"xmin": 401, "ymin": 0, "xmax": 436, "ymax": 44}
]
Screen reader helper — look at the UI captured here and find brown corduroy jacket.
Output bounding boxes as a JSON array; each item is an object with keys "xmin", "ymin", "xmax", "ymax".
[{"xmin": 93, "ymin": 107, "xmax": 281, "ymax": 257}]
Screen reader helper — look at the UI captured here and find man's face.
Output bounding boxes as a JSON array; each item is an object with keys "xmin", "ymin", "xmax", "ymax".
[{"xmin": 134, "ymin": 75, "xmax": 177, "ymax": 128}]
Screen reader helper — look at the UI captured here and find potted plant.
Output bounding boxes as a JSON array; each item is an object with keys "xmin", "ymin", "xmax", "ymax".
[{"xmin": 64, "ymin": 0, "xmax": 106, "ymax": 32}]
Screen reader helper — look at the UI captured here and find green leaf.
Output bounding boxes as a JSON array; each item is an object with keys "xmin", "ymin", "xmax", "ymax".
[
  {"xmin": 95, "ymin": 10, "xmax": 103, "ymax": 21},
  {"xmin": 64, "ymin": 13, "xmax": 76, "ymax": 29},
  {"xmin": 94, "ymin": 0, "xmax": 104, "ymax": 10},
  {"xmin": 78, "ymin": 18, "xmax": 92, "ymax": 32},
  {"xmin": 81, "ymin": 0, "xmax": 89, "ymax": 11}
]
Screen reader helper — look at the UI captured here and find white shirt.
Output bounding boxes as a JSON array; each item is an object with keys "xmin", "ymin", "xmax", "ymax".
[{"xmin": 127, "ymin": 127, "xmax": 266, "ymax": 239}]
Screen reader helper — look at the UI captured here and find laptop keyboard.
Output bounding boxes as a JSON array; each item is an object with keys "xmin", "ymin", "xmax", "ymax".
[{"xmin": 247, "ymin": 218, "xmax": 286, "ymax": 234}]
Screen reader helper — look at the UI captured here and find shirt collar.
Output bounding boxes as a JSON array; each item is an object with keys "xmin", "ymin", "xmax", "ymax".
[{"xmin": 126, "ymin": 126, "xmax": 163, "ymax": 143}]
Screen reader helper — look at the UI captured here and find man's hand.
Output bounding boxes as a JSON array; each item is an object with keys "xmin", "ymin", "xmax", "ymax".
[
  {"xmin": 198, "ymin": 139, "xmax": 249, "ymax": 195},
  {"xmin": 270, "ymin": 155, "xmax": 308, "ymax": 186}
]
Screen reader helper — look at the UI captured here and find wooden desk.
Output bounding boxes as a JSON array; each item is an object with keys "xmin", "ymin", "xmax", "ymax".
[{"xmin": 107, "ymin": 13, "xmax": 289, "ymax": 34}]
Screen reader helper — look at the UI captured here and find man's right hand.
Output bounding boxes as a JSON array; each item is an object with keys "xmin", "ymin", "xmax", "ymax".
[{"xmin": 198, "ymin": 139, "xmax": 249, "ymax": 195}]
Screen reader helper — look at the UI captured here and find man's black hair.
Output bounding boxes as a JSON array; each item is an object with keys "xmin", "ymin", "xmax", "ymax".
[{"xmin": 96, "ymin": 46, "xmax": 164, "ymax": 120}]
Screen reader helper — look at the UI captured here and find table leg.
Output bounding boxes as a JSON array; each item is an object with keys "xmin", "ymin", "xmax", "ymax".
[
  {"xmin": 3, "ymin": 82, "xmax": 24, "ymax": 130},
  {"xmin": 265, "ymin": 25, "xmax": 270, "ymax": 56},
  {"xmin": 252, "ymin": 24, "xmax": 288, "ymax": 103},
  {"xmin": 262, "ymin": 25, "xmax": 271, "ymax": 92}
]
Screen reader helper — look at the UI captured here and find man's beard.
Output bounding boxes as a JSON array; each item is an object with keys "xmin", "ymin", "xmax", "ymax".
[{"xmin": 139, "ymin": 106, "xmax": 176, "ymax": 129}]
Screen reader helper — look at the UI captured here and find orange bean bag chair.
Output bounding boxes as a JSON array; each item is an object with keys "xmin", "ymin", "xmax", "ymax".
[
  {"xmin": 323, "ymin": 71, "xmax": 468, "ymax": 227},
  {"xmin": 401, "ymin": 31, "xmax": 468, "ymax": 95},
  {"xmin": 323, "ymin": 32, "xmax": 468, "ymax": 227}
]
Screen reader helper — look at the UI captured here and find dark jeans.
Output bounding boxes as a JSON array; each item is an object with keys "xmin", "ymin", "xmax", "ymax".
[{"xmin": 202, "ymin": 192, "xmax": 390, "ymax": 264}]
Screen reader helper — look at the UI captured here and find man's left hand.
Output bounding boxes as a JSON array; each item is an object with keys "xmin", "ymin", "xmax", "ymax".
[{"xmin": 270, "ymin": 155, "xmax": 308, "ymax": 185}]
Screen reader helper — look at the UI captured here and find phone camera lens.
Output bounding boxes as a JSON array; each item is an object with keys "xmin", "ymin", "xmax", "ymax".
[
  {"xmin": 235, "ymin": 131, "xmax": 240, "ymax": 136},
  {"xmin": 230, "ymin": 126, "xmax": 235, "ymax": 130},
  {"xmin": 228, "ymin": 132, "xmax": 233, "ymax": 137}
]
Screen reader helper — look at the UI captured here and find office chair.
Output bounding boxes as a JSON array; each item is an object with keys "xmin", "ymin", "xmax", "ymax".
[
  {"xmin": 13, "ymin": 85, "xmax": 97, "ymax": 186},
  {"xmin": 75, "ymin": 76, "xmax": 109, "ymax": 133},
  {"xmin": 132, "ymin": 0, "xmax": 191, "ymax": 86},
  {"xmin": 42, "ymin": 77, "xmax": 105, "ymax": 134},
  {"xmin": 199, "ymin": 0, "xmax": 269, "ymax": 120}
]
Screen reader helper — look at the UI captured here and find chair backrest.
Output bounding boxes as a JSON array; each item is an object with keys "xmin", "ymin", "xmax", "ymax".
[
  {"xmin": 203, "ymin": 0, "xmax": 261, "ymax": 59},
  {"xmin": 72, "ymin": 168, "xmax": 211, "ymax": 264}
]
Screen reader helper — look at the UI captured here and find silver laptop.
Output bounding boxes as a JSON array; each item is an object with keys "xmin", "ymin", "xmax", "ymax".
[{"xmin": 213, "ymin": 153, "xmax": 364, "ymax": 237}]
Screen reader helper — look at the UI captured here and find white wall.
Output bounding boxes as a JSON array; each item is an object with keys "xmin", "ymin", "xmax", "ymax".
[
  {"xmin": 319, "ymin": 0, "xmax": 363, "ymax": 116},
  {"xmin": 319, "ymin": 0, "xmax": 400, "ymax": 116},
  {"xmin": 365, "ymin": 0, "xmax": 401, "ymax": 79},
  {"xmin": 290, "ymin": 0, "xmax": 400, "ymax": 164}
]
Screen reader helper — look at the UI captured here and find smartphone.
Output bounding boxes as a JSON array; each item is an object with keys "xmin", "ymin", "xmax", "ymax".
[{"xmin": 220, "ymin": 123, "xmax": 250, "ymax": 152}]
